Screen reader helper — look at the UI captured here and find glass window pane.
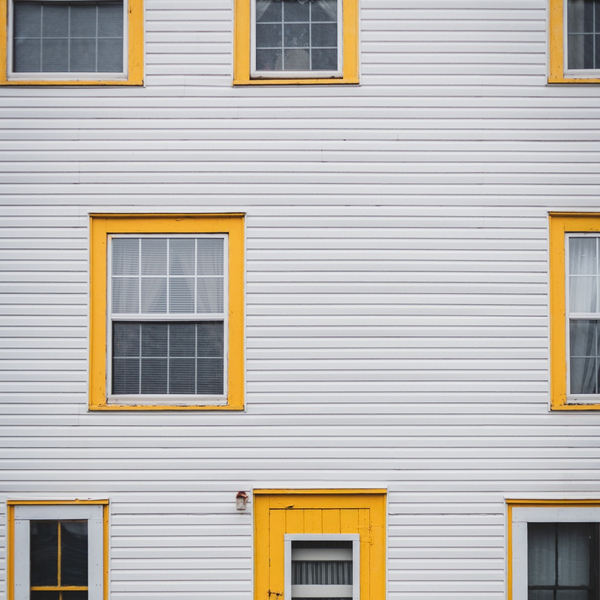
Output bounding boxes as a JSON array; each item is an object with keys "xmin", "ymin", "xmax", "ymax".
[
  {"xmin": 197, "ymin": 322, "xmax": 224, "ymax": 357},
  {"xmin": 113, "ymin": 238, "xmax": 139, "ymax": 276},
  {"xmin": 97, "ymin": 38, "xmax": 123, "ymax": 72},
  {"xmin": 112, "ymin": 358, "xmax": 140, "ymax": 394},
  {"xmin": 169, "ymin": 239, "xmax": 195, "ymax": 276},
  {"xmin": 170, "ymin": 278, "xmax": 195, "ymax": 313},
  {"xmin": 13, "ymin": 39, "xmax": 41, "ymax": 72},
  {"xmin": 197, "ymin": 278, "xmax": 224, "ymax": 313},
  {"xmin": 285, "ymin": 0, "xmax": 309, "ymax": 22},
  {"xmin": 42, "ymin": 4, "xmax": 69, "ymax": 37},
  {"xmin": 570, "ymin": 356, "xmax": 597, "ymax": 394},
  {"xmin": 312, "ymin": 0, "xmax": 337, "ymax": 22},
  {"xmin": 256, "ymin": 49, "xmax": 282, "ymax": 70},
  {"xmin": 284, "ymin": 48, "xmax": 310, "ymax": 70},
  {"xmin": 556, "ymin": 591, "xmax": 589, "ymax": 600},
  {"xmin": 557, "ymin": 523, "xmax": 593, "ymax": 586},
  {"xmin": 312, "ymin": 48, "xmax": 337, "ymax": 70},
  {"xmin": 285, "ymin": 23, "xmax": 309, "ymax": 47},
  {"xmin": 141, "ymin": 358, "xmax": 168, "ymax": 394},
  {"xmin": 528, "ymin": 523, "xmax": 556, "ymax": 587},
  {"xmin": 113, "ymin": 322, "xmax": 140, "ymax": 357},
  {"xmin": 14, "ymin": 2, "xmax": 41, "ymax": 37},
  {"xmin": 141, "ymin": 278, "xmax": 167, "ymax": 313},
  {"xmin": 569, "ymin": 276, "xmax": 597, "ymax": 313},
  {"xmin": 31, "ymin": 593, "xmax": 61, "ymax": 600},
  {"xmin": 70, "ymin": 39, "xmax": 96, "ymax": 72},
  {"xmin": 311, "ymin": 23, "xmax": 337, "ymax": 47},
  {"xmin": 256, "ymin": 23, "xmax": 283, "ymax": 48},
  {"xmin": 98, "ymin": 2, "xmax": 123, "ymax": 37},
  {"xmin": 257, "ymin": 0, "xmax": 282, "ymax": 22},
  {"xmin": 570, "ymin": 238, "xmax": 597, "ymax": 275},
  {"xmin": 170, "ymin": 323, "xmax": 196, "ymax": 357},
  {"xmin": 197, "ymin": 358, "xmax": 224, "ymax": 394},
  {"xmin": 529, "ymin": 592, "xmax": 554, "ymax": 600},
  {"xmin": 141, "ymin": 239, "xmax": 167, "ymax": 276},
  {"xmin": 30, "ymin": 521, "xmax": 59, "ymax": 586},
  {"xmin": 141, "ymin": 323, "xmax": 168, "ymax": 357},
  {"xmin": 197, "ymin": 239, "xmax": 224, "ymax": 276},
  {"xmin": 42, "ymin": 38, "xmax": 69, "ymax": 72},
  {"xmin": 169, "ymin": 358, "xmax": 196, "ymax": 393},
  {"xmin": 70, "ymin": 4, "xmax": 96, "ymax": 37},
  {"xmin": 112, "ymin": 278, "xmax": 139, "ymax": 314},
  {"xmin": 61, "ymin": 521, "xmax": 88, "ymax": 586}
]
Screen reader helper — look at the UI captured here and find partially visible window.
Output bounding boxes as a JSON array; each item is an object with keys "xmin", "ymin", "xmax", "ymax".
[
  {"xmin": 89, "ymin": 214, "xmax": 245, "ymax": 411},
  {"xmin": 508, "ymin": 501, "xmax": 600, "ymax": 600},
  {"xmin": 549, "ymin": 214, "xmax": 600, "ymax": 409},
  {"xmin": 8, "ymin": 501, "xmax": 107, "ymax": 600},
  {"xmin": 234, "ymin": 0, "xmax": 358, "ymax": 85},
  {"xmin": 285, "ymin": 535, "xmax": 360, "ymax": 600},
  {"xmin": 549, "ymin": 0, "xmax": 600, "ymax": 82},
  {"xmin": 1, "ymin": 0, "xmax": 144, "ymax": 84}
]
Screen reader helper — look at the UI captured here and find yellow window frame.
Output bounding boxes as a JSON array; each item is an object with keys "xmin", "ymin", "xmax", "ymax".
[
  {"xmin": 233, "ymin": 0, "xmax": 359, "ymax": 85},
  {"xmin": 89, "ymin": 214, "xmax": 245, "ymax": 411},
  {"xmin": 7, "ymin": 499, "xmax": 109, "ymax": 600},
  {"xmin": 0, "ymin": 0, "xmax": 144, "ymax": 85},
  {"xmin": 549, "ymin": 213, "xmax": 600, "ymax": 410},
  {"xmin": 549, "ymin": 0, "xmax": 600, "ymax": 83},
  {"xmin": 253, "ymin": 489, "xmax": 386, "ymax": 600}
]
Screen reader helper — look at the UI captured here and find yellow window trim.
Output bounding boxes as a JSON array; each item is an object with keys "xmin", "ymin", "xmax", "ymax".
[
  {"xmin": 89, "ymin": 213, "xmax": 245, "ymax": 411},
  {"xmin": 233, "ymin": 0, "xmax": 359, "ymax": 85},
  {"xmin": 549, "ymin": 0, "xmax": 600, "ymax": 83},
  {"xmin": 0, "ymin": 0, "xmax": 144, "ymax": 85},
  {"xmin": 7, "ymin": 500, "xmax": 109, "ymax": 600},
  {"xmin": 507, "ymin": 499, "xmax": 600, "ymax": 600},
  {"xmin": 549, "ymin": 213, "xmax": 600, "ymax": 410},
  {"xmin": 254, "ymin": 489, "xmax": 386, "ymax": 600}
]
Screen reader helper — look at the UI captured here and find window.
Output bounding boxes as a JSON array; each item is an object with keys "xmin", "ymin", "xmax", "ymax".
[
  {"xmin": 508, "ymin": 501, "xmax": 600, "ymax": 600},
  {"xmin": 7, "ymin": 500, "xmax": 108, "ymax": 600},
  {"xmin": 0, "ymin": 0, "xmax": 144, "ymax": 85},
  {"xmin": 89, "ymin": 214, "xmax": 244, "ymax": 411},
  {"xmin": 233, "ymin": 0, "xmax": 358, "ymax": 85},
  {"xmin": 549, "ymin": 213, "xmax": 600, "ymax": 410},
  {"xmin": 549, "ymin": 0, "xmax": 600, "ymax": 82},
  {"xmin": 253, "ymin": 490, "xmax": 386, "ymax": 600}
]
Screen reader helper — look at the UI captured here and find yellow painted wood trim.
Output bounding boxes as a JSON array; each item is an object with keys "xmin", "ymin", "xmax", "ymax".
[
  {"xmin": 507, "ymin": 503, "xmax": 513, "ymax": 600},
  {"xmin": 254, "ymin": 490, "xmax": 386, "ymax": 600},
  {"xmin": 7, "ymin": 503, "xmax": 14, "ymax": 600},
  {"xmin": 233, "ymin": 0, "xmax": 359, "ymax": 85},
  {"xmin": 89, "ymin": 214, "xmax": 245, "ymax": 411},
  {"xmin": 549, "ymin": 213, "xmax": 600, "ymax": 410},
  {"xmin": 253, "ymin": 488, "xmax": 388, "ymax": 495},
  {"xmin": 0, "ymin": 0, "xmax": 143, "ymax": 85}
]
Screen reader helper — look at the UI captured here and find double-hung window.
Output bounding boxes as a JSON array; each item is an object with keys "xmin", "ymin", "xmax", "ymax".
[
  {"xmin": 550, "ymin": 0, "xmax": 600, "ymax": 82},
  {"xmin": 234, "ymin": 0, "xmax": 358, "ymax": 84},
  {"xmin": 508, "ymin": 501, "xmax": 600, "ymax": 600},
  {"xmin": 1, "ymin": 0, "xmax": 144, "ymax": 84},
  {"xmin": 549, "ymin": 213, "xmax": 600, "ymax": 409},
  {"xmin": 8, "ymin": 501, "xmax": 108, "ymax": 600},
  {"xmin": 89, "ymin": 215, "xmax": 245, "ymax": 411}
]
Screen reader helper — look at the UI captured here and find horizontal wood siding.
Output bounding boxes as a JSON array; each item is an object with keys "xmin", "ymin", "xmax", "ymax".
[{"xmin": 2, "ymin": 0, "xmax": 600, "ymax": 599}]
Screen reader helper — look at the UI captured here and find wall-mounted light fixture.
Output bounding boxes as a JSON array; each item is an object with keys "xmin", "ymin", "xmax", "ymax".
[{"xmin": 236, "ymin": 491, "xmax": 249, "ymax": 511}]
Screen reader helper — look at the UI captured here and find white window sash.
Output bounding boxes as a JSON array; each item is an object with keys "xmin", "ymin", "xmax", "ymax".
[
  {"xmin": 13, "ymin": 504, "xmax": 104, "ymax": 600},
  {"xmin": 106, "ymin": 233, "xmax": 229, "ymax": 404},
  {"xmin": 7, "ymin": 0, "xmax": 128, "ymax": 80},
  {"xmin": 284, "ymin": 533, "xmax": 360, "ymax": 600},
  {"xmin": 250, "ymin": 0, "xmax": 344, "ymax": 79},
  {"xmin": 511, "ymin": 505, "xmax": 600, "ymax": 600}
]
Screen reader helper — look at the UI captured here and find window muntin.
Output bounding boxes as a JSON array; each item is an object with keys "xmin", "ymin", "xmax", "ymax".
[
  {"xmin": 1, "ymin": 0, "xmax": 143, "ymax": 84},
  {"xmin": 10, "ymin": 503, "xmax": 106, "ymax": 600},
  {"xmin": 252, "ymin": 0, "xmax": 342, "ymax": 78},
  {"xmin": 108, "ymin": 235, "xmax": 227, "ymax": 401},
  {"xmin": 285, "ymin": 535, "xmax": 360, "ymax": 600},
  {"xmin": 89, "ymin": 214, "xmax": 244, "ymax": 411},
  {"xmin": 508, "ymin": 503, "xmax": 600, "ymax": 600},
  {"xmin": 233, "ymin": 0, "xmax": 358, "ymax": 85}
]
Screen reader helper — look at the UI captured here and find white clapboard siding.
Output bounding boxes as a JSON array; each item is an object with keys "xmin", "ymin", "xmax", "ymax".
[{"xmin": 3, "ymin": 0, "xmax": 600, "ymax": 599}]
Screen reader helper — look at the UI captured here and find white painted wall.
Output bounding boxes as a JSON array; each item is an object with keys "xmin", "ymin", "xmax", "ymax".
[{"xmin": 2, "ymin": 1, "xmax": 600, "ymax": 599}]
